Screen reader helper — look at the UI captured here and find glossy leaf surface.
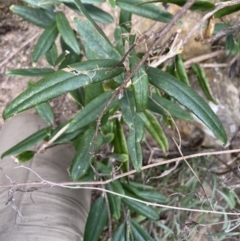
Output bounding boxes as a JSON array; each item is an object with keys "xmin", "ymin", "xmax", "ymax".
[
  {"xmin": 6, "ymin": 68, "xmax": 55, "ymax": 77},
  {"xmin": 147, "ymin": 67, "xmax": 227, "ymax": 144},
  {"xmin": 116, "ymin": 0, "xmax": 173, "ymax": 23},
  {"xmin": 84, "ymin": 196, "xmax": 108, "ymax": 241},
  {"xmin": 56, "ymin": 11, "xmax": 81, "ymax": 54},
  {"xmin": 3, "ymin": 60, "xmax": 124, "ymax": 119}
]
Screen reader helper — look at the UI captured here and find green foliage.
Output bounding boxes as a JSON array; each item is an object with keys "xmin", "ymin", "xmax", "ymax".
[{"xmin": 4, "ymin": 0, "xmax": 239, "ymax": 239}]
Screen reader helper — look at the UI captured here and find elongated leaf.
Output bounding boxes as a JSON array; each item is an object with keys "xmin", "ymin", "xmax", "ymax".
[
  {"xmin": 17, "ymin": 150, "xmax": 35, "ymax": 163},
  {"xmin": 1, "ymin": 127, "xmax": 51, "ymax": 158},
  {"xmin": 21, "ymin": 0, "xmax": 54, "ymax": 9},
  {"xmin": 131, "ymin": 57, "xmax": 149, "ymax": 112},
  {"xmin": 56, "ymin": 12, "xmax": 80, "ymax": 55},
  {"xmin": 73, "ymin": 0, "xmax": 121, "ymax": 59},
  {"xmin": 84, "ymin": 4, "xmax": 114, "ymax": 23},
  {"xmin": 35, "ymin": 102, "xmax": 54, "ymax": 124},
  {"xmin": 70, "ymin": 127, "xmax": 95, "ymax": 180},
  {"xmin": 139, "ymin": 110, "xmax": 168, "ymax": 152},
  {"xmin": 84, "ymin": 196, "xmax": 108, "ymax": 241},
  {"xmin": 113, "ymin": 223, "xmax": 126, "ymax": 241},
  {"xmin": 119, "ymin": 9, "xmax": 132, "ymax": 33},
  {"xmin": 66, "ymin": 91, "xmax": 117, "ymax": 133},
  {"xmin": 144, "ymin": 0, "xmax": 214, "ymax": 11},
  {"xmin": 130, "ymin": 221, "xmax": 154, "ymax": 241},
  {"xmin": 176, "ymin": 55, "xmax": 189, "ymax": 86},
  {"xmin": 67, "ymin": 3, "xmax": 114, "ymax": 24},
  {"xmin": 192, "ymin": 63, "xmax": 217, "ymax": 104},
  {"xmin": 33, "ymin": 24, "xmax": 59, "ymax": 63},
  {"xmin": 121, "ymin": 92, "xmax": 144, "ymax": 171},
  {"xmin": 10, "ymin": 5, "xmax": 55, "ymax": 28},
  {"xmin": 75, "ymin": 18, "xmax": 121, "ymax": 59},
  {"xmin": 214, "ymin": 4, "xmax": 240, "ymax": 18},
  {"xmin": 113, "ymin": 119, "xmax": 129, "ymax": 173},
  {"xmin": 116, "ymin": 0, "xmax": 173, "ymax": 23},
  {"xmin": 121, "ymin": 183, "xmax": 167, "ymax": 203},
  {"xmin": 6, "ymin": 68, "xmax": 55, "ymax": 77},
  {"xmin": 3, "ymin": 59, "xmax": 124, "ymax": 119},
  {"xmin": 146, "ymin": 67, "xmax": 227, "ymax": 144},
  {"xmin": 122, "ymin": 191, "xmax": 159, "ymax": 220},
  {"xmin": 147, "ymin": 94, "xmax": 193, "ymax": 121},
  {"xmin": 107, "ymin": 181, "xmax": 124, "ymax": 220},
  {"xmin": 84, "ymin": 82, "xmax": 104, "ymax": 105},
  {"xmin": 45, "ymin": 43, "xmax": 58, "ymax": 66},
  {"xmin": 60, "ymin": 0, "xmax": 105, "ymax": 3}
]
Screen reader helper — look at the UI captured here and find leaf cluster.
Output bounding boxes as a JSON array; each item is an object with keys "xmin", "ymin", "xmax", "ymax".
[{"xmin": 3, "ymin": 0, "xmax": 240, "ymax": 239}]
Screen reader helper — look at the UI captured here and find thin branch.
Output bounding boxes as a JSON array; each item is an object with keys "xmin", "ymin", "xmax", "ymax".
[
  {"xmin": 1, "ymin": 149, "xmax": 240, "ymax": 189},
  {"xmin": 183, "ymin": 0, "xmax": 240, "ymax": 45},
  {"xmin": 205, "ymin": 21, "xmax": 240, "ymax": 44},
  {"xmin": 184, "ymin": 50, "xmax": 225, "ymax": 68},
  {"xmin": 173, "ymin": 138, "xmax": 215, "ymax": 211}
]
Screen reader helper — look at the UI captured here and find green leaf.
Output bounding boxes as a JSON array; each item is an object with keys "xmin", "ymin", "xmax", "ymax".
[
  {"xmin": 73, "ymin": 0, "xmax": 121, "ymax": 59},
  {"xmin": 54, "ymin": 129, "xmax": 84, "ymax": 144},
  {"xmin": 121, "ymin": 183, "xmax": 167, "ymax": 203},
  {"xmin": 131, "ymin": 57, "xmax": 149, "ymax": 112},
  {"xmin": 147, "ymin": 67, "xmax": 227, "ymax": 144},
  {"xmin": 45, "ymin": 43, "xmax": 58, "ymax": 66},
  {"xmin": 113, "ymin": 223, "xmax": 127, "ymax": 241},
  {"xmin": 60, "ymin": 0, "xmax": 105, "ymax": 3},
  {"xmin": 214, "ymin": 4, "xmax": 240, "ymax": 18},
  {"xmin": 35, "ymin": 102, "xmax": 54, "ymax": 124},
  {"xmin": 17, "ymin": 150, "xmax": 35, "ymax": 163},
  {"xmin": 6, "ymin": 68, "xmax": 55, "ymax": 77},
  {"xmin": 113, "ymin": 119, "xmax": 129, "ymax": 172},
  {"xmin": 70, "ymin": 127, "xmax": 95, "ymax": 180},
  {"xmin": 33, "ymin": 24, "xmax": 59, "ymax": 63},
  {"xmin": 218, "ymin": 189, "xmax": 236, "ymax": 209},
  {"xmin": 10, "ymin": 5, "xmax": 55, "ymax": 28},
  {"xmin": 121, "ymin": 92, "xmax": 144, "ymax": 171},
  {"xmin": 56, "ymin": 11, "xmax": 81, "ymax": 55},
  {"xmin": 107, "ymin": 181, "xmax": 125, "ymax": 220},
  {"xmin": 74, "ymin": 18, "xmax": 120, "ymax": 59},
  {"xmin": 20, "ymin": 0, "xmax": 54, "ymax": 9},
  {"xmin": 119, "ymin": 9, "xmax": 132, "ymax": 33},
  {"xmin": 108, "ymin": 0, "xmax": 116, "ymax": 8},
  {"xmin": 127, "ymin": 130, "xmax": 143, "ymax": 172},
  {"xmin": 1, "ymin": 127, "xmax": 50, "ymax": 158},
  {"xmin": 130, "ymin": 221, "xmax": 154, "ymax": 241},
  {"xmin": 147, "ymin": 93, "xmax": 193, "ymax": 121},
  {"xmin": 144, "ymin": 0, "xmax": 214, "ymax": 11},
  {"xmin": 3, "ymin": 59, "xmax": 124, "ymax": 119},
  {"xmin": 84, "ymin": 82, "xmax": 104, "ymax": 105},
  {"xmin": 175, "ymin": 54, "xmax": 189, "ymax": 86},
  {"xmin": 192, "ymin": 63, "xmax": 217, "ymax": 104},
  {"xmin": 122, "ymin": 191, "xmax": 159, "ymax": 220},
  {"xmin": 66, "ymin": 91, "xmax": 117, "ymax": 133},
  {"xmin": 84, "ymin": 196, "xmax": 108, "ymax": 241},
  {"xmin": 83, "ymin": 4, "xmax": 114, "ymax": 24},
  {"xmin": 116, "ymin": 0, "xmax": 173, "ymax": 23},
  {"xmin": 225, "ymin": 34, "xmax": 238, "ymax": 55},
  {"xmin": 139, "ymin": 110, "xmax": 168, "ymax": 152}
]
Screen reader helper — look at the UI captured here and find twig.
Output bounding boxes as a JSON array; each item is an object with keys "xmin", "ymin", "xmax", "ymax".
[
  {"xmin": 204, "ymin": 21, "xmax": 240, "ymax": 44},
  {"xmin": 199, "ymin": 63, "xmax": 228, "ymax": 68},
  {"xmin": 183, "ymin": 0, "xmax": 240, "ymax": 45},
  {"xmin": 184, "ymin": 50, "xmax": 225, "ymax": 68},
  {"xmin": 2, "ymin": 149, "xmax": 240, "ymax": 189},
  {"xmin": 0, "ymin": 32, "xmax": 40, "ymax": 67},
  {"xmin": 173, "ymin": 138, "xmax": 215, "ymax": 211}
]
